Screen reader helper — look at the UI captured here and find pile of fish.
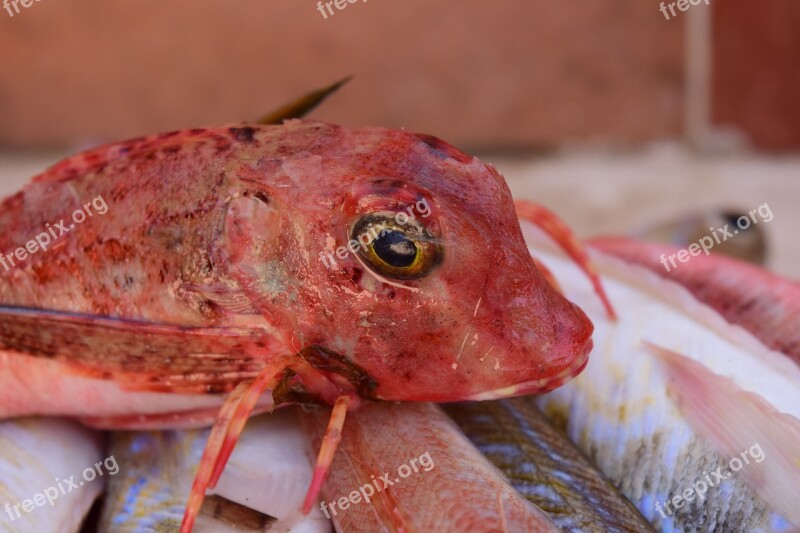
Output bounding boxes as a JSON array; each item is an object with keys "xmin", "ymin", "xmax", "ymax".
[
  {"xmin": 0, "ymin": 83, "xmax": 797, "ymax": 531},
  {"xmin": 2, "ymin": 213, "xmax": 796, "ymax": 533},
  {"xmin": 2, "ymin": 226, "xmax": 797, "ymax": 532},
  {"xmin": 527, "ymin": 228, "xmax": 800, "ymax": 532}
]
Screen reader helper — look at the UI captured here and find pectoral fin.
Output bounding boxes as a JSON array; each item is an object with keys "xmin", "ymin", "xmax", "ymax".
[
  {"xmin": 648, "ymin": 341, "xmax": 800, "ymax": 527},
  {"xmin": 0, "ymin": 306, "xmax": 278, "ymax": 393}
]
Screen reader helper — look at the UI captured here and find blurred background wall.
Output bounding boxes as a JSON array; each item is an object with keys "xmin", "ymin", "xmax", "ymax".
[
  {"xmin": 0, "ymin": 0, "xmax": 796, "ymax": 152},
  {"xmin": 712, "ymin": 2, "xmax": 800, "ymax": 151},
  {"xmin": 0, "ymin": 1, "xmax": 798, "ymax": 278}
]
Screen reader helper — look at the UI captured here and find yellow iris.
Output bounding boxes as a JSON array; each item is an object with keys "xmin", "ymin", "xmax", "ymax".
[{"xmin": 351, "ymin": 213, "xmax": 442, "ymax": 281}]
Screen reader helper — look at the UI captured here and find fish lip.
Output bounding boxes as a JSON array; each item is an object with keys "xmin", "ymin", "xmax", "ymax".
[{"xmin": 463, "ymin": 338, "xmax": 593, "ymax": 401}]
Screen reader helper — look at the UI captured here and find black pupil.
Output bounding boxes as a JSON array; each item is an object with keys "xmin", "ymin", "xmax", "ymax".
[{"xmin": 373, "ymin": 230, "xmax": 417, "ymax": 268}]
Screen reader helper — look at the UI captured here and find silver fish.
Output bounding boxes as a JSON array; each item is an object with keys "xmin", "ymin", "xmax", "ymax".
[
  {"xmin": 444, "ymin": 398, "xmax": 655, "ymax": 532},
  {"xmin": 521, "ymin": 225, "xmax": 800, "ymax": 532},
  {"xmin": 634, "ymin": 209, "xmax": 767, "ymax": 266}
]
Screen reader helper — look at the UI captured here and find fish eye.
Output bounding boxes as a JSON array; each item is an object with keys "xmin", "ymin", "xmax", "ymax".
[
  {"xmin": 350, "ymin": 213, "xmax": 442, "ymax": 280},
  {"xmin": 373, "ymin": 230, "xmax": 417, "ymax": 267}
]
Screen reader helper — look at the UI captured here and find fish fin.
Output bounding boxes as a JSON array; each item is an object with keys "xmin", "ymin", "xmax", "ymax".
[
  {"xmin": 181, "ymin": 356, "xmax": 346, "ymax": 532},
  {"xmin": 515, "ymin": 199, "xmax": 616, "ymax": 320},
  {"xmin": 254, "ymin": 77, "xmax": 352, "ymax": 125},
  {"xmin": 0, "ymin": 305, "xmax": 282, "ymax": 393},
  {"xmin": 302, "ymin": 395, "xmax": 350, "ymax": 514},
  {"xmin": 646, "ymin": 341, "xmax": 800, "ymax": 526},
  {"xmin": 182, "ymin": 379, "xmax": 255, "ymax": 533}
]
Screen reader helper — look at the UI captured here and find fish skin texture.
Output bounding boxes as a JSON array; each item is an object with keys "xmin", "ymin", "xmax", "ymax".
[
  {"xmin": 0, "ymin": 418, "xmax": 105, "ymax": 533},
  {"xmin": 591, "ymin": 236, "xmax": 800, "ymax": 366},
  {"xmin": 302, "ymin": 401, "xmax": 559, "ymax": 533},
  {"xmin": 444, "ymin": 398, "xmax": 655, "ymax": 533},
  {"xmin": 0, "ymin": 120, "xmax": 592, "ymax": 419}
]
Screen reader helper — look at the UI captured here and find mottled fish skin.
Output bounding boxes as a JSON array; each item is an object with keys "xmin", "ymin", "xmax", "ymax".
[
  {"xmin": 99, "ymin": 409, "xmax": 329, "ymax": 532},
  {"xmin": 521, "ymin": 225, "xmax": 800, "ymax": 532},
  {"xmin": 0, "ymin": 418, "xmax": 104, "ymax": 533},
  {"xmin": 0, "ymin": 117, "xmax": 596, "ymax": 530},
  {"xmin": 444, "ymin": 398, "xmax": 654, "ymax": 533},
  {"xmin": 302, "ymin": 402, "xmax": 559, "ymax": 533}
]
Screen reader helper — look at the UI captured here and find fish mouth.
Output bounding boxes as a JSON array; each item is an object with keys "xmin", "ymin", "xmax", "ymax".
[{"xmin": 464, "ymin": 339, "xmax": 592, "ymax": 401}]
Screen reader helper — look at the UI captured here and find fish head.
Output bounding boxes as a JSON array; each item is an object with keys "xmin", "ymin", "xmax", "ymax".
[{"xmin": 239, "ymin": 122, "xmax": 593, "ymax": 402}]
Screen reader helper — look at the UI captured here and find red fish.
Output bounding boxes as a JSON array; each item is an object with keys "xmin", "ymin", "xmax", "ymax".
[
  {"xmin": 591, "ymin": 236, "xmax": 800, "ymax": 365},
  {"xmin": 0, "ymin": 120, "xmax": 609, "ymax": 530},
  {"xmin": 302, "ymin": 402, "xmax": 561, "ymax": 532}
]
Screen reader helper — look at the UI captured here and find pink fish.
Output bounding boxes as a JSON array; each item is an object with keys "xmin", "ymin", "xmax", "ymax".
[
  {"xmin": 592, "ymin": 236, "xmax": 800, "ymax": 365},
  {"xmin": 0, "ymin": 119, "xmax": 612, "ymax": 530},
  {"xmin": 302, "ymin": 402, "xmax": 560, "ymax": 532}
]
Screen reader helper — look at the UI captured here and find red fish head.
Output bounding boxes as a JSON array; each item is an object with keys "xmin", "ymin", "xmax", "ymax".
[{"xmin": 240, "ymin": 122, "xmax": 593, "ymax": 402}]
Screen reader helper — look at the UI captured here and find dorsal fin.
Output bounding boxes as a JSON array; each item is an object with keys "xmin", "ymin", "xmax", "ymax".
[{"xmin": 254, "ymin": 77, "xmax": 352, "ymax": 125}]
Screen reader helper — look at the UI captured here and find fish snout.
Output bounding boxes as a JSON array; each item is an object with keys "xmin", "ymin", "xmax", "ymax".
[{"xmin": 468, "ymin": 264, "xmax": 594, "ymax": 399}]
